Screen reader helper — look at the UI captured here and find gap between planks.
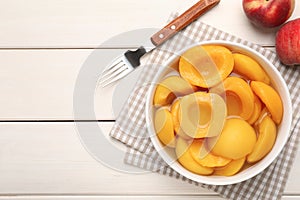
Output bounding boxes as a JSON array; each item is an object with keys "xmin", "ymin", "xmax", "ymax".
[
  {"xmin": 0, "ymin": 45, "xmax": 276, "ymax": 50},
  {"xmin": 0, "ymin": 194, "xmax": 298, "ymax": 200}
]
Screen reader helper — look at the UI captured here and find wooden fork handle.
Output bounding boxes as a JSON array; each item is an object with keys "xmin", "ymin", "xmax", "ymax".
[{"xmin": 150, "ymin": 0, "xmax": 220, "ymax": 46}]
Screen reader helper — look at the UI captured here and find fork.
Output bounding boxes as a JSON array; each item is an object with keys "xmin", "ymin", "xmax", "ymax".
[{"xmin": 99, "ymin": 0, "xmax": 220, "ymax": 87}]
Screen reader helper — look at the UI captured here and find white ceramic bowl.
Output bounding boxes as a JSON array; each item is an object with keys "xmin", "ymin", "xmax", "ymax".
[{"xmin": 145, "ymin": 40, "xmax": 292, "ymax": 185}]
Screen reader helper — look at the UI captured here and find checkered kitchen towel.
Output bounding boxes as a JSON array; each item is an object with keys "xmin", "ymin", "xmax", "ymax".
[{"xmin": 109, "ymin": 14, "xmax": 300, "ymax": 200}]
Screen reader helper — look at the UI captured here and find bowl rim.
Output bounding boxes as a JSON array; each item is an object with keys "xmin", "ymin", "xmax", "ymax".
[{"xmin": 145, "ymin": 40, "xmax": 292, "ymax": 185}]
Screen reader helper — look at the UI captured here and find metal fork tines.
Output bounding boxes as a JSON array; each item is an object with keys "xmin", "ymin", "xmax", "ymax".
[
  {"xmin": 99, "ymin": 47, "xmax": 147, "ymax": 87},
  {"xmin": 99, "ymin": 56, "xmax": 134, "ymax": 87}
]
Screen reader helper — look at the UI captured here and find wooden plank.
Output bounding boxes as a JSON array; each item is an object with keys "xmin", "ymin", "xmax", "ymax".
[
  {"xmin": 0, "ymin": 122, "xmax": 298, "ymax": 195},
  {"xmin": 1, "ymin": 0, "xmax": 299, "ymax": 48},
  {"xmin": 0, "ymin": 49, "xmax": 125, "ymax": 120}
]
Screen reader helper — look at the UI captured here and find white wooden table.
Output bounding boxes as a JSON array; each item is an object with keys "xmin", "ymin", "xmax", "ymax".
[{"xmin": 0, "ymin": 0, "xmax": 299, "ymax": 199}]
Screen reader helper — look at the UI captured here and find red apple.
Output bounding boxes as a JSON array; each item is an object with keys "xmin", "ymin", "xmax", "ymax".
[
  {"xmin": 242, "ymin": 0, "xmax": 295, "ymax": 28},
  {"xmin": 276, "ymin": 18, "xmax": 300, "ymax": 66}
]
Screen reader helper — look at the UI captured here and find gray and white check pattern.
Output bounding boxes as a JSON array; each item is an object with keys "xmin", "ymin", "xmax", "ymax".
[{"xmin": 110, "ymin": 15, "xmax": 300, "ymax": 200}]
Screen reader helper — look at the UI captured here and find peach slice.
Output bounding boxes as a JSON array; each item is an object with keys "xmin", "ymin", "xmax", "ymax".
[
  {"xmin": 189, "ymin": 139, "xmax": 231, "ymax": 167},
  {"xmin": 154, "ymin": 108, "xmax": 176, "ymax": 148},
  {"xmin": 202, "ymin": 45, "xmax": 234, "ymax": 81},
  {"xmin": 247, "ymin": 116, "xmax": 277, "ymax": 163},
  {"xmin": 233, "ymin": 53, "xmax": 270, "ymax": 84},
  {"xmin": 223, "ymin": 77, "xmax": 255, "ymax": 120},
  {"xmin": 178, "ymin": 92, "xmax": 227, "ymax": 138},
  {"xmin": 175, "ymin": 137, "xmax": 214, "ymax": 175},
  {"xmin": 207, "ymin": 118, "xmax": 257, "ymax": 160},
  {"xmin": 214, "ymin": 157, "xmax": 246, "ymax": 176},
  {"xmin": 153, "ymin": 76, "xmax": 194, "ymax": 106},
  {"xmin": 250, "ymin": 81, "xmax": 283, "ymax": 124},
  {"xmin": 170, "ymin": 98, "xmax": 191, "ymax": 140},
  {"xmin": 247, "ymin": 94, "xmax": 263, "ymax": 125},
  {"xmin": 179, "ymin": 45, "xmax": 234, "ymax": 88}
]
